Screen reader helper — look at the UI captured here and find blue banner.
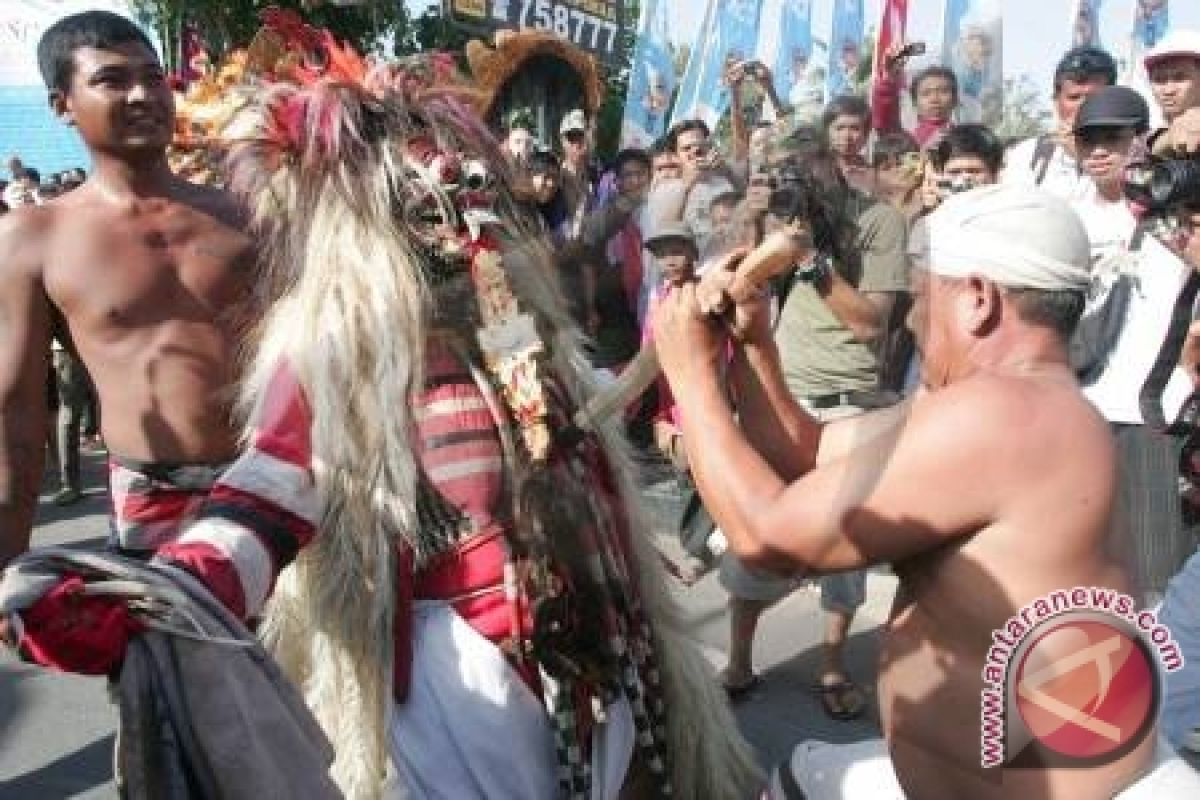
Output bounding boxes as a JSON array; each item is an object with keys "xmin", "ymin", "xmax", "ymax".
[
  {"xmin": 621, "ymin": 0, "xmax": 677, "ymax": 148},
  {"xmin": 941, "ymin": 0, "xmax": 1003, "ymax": 124},
  {"xmin": 1072, "ymin": 0, "xmax": 1104, "ymax": 48},
  {"xmin": 827, "ymin": 0, "xmax": 865, "ymax": 98},
  {"xmin": 1134, "ymin": 0, "xmax": 1169, "ymax": 48},
  {"xmin": 670, "ymin": 0, "xmax": 763, "ymax": 128},
  {"xmin": 771, "ymin": 0, "xmax": 820, "ymax": 110}
]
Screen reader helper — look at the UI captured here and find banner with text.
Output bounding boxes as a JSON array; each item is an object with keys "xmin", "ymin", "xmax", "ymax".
[{"xmin": 443, "ymin": 0, "xmax": 628, "ymax": 65}]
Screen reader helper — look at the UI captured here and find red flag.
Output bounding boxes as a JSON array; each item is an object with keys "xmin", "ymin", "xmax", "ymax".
[{"xmin": 873, "ymin": 0, "xmax": 909, "ymax": 82}]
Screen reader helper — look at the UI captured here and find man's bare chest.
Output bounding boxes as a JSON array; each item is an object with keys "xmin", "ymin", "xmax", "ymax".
[{"xmin": 45, "ymin": 211, "xmax": 252, "ymax": 325}]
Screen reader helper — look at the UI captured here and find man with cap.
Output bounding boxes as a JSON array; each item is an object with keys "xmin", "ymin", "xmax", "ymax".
[
  {"xmin": 1003, "ymin": 46, "xmax": 1117, "ymax": 200},
  {"xmin": 1145, "ymin": 29, "xmax": 1200, "ymax": 151},
  {"xmin": 558, "ymin": 108, "xmax": 599, "ymax": 238},
  {"xmin": 1070, "ymin": 86, "xmax": 1198, "ymax": 603},
  {"xmin": 654, "ymin": 183, "xmax": 1200, "ymax": 799}
]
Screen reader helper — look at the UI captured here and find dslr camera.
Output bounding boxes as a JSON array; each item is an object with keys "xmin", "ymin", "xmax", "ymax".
[{"xmin": 1123, "ymin": 154, "xmax": 1200, "ymax": 232}]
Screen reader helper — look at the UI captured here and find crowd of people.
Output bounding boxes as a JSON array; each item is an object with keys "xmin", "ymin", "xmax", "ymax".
[{"xmin": 3, "ymin": 8, "xmax": 1200, "ymax": 800}]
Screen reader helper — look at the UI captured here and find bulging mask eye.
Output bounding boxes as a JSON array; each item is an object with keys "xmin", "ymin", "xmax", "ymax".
[{"xmin": 463, "ymin": 159, "xmax": 489, "ymax": 191}]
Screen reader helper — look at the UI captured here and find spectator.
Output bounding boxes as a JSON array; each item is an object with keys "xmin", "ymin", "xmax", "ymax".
[
  {"xmin": 581, "ymin": 147, "xmax": 652, "ymax": 366},
  {"xmin": 926, "ymin": 123, "xmax": 1004, "ymax": 189},
  {"xmin": 1147, "ymin": 30, "xmax": 1200, "ymax": 130},
  {"xmin": 727, "ymin": 60, "xmax": 789, "ymax": 173},
  {"xmin": 650, "ymin": 139, "xmax": 682, "ymax": 186},
  {"xmin": 868, "ymin": 131, "xmax": 923, "ymax": 221},
  {"xmin": 716, "ymin": 141, "xmax": 909, "ymax": 719},
  {"xmin": 2, "ymin": 173, "xmax": 37, "ymax": 208},
  {"xmin": 1069, "ymin": 86, "xmax": 1196, "ymax": 603},
  {"xmin": 558, "ymin": 108, "xmax": 599, "ymax": 237},
  {"xmin": 49, "ymin": 339, "xmax": 88, "ymax": 504},
  {"xmin": 821, "ymin": 95, "xmax": 872, "ymax": 191},
  {"xmin": 527, "ymin": 148, "xmax": 569, "ymax": 242},
  {"xmin": 1003, "ymin": 46, "xmax": 1116, "ymax": 199},
  {"xmin": 873, "ymin": 41, "xmax": 958, "ymax": 148},
  {"xmin": 653, "ymin": 118, "xmax": 740, "ymax": 258},
  {"xmin": 500, "ymin": 108, "xmax": 535, "ymax": 168},
  {"xmin": 1157, "ymin": 205, "xmax": 1200, "ymax": 756}
]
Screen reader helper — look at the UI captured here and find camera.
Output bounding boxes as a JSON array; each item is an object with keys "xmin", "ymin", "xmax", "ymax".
[
  {"xmin": 936, "ymin": 174, "xmax": 976, "ymax": 197},
  {"xmin": 898, "ymin": 42, "xmax": 927, "ymax": 59},
  {"xmin": 1124, "ymin": 155, "xmax": 1200, "ymax": 215}
]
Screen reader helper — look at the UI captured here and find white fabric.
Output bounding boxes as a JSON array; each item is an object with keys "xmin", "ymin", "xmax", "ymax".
[
  {"xmin": 216, "ymin": 447, "xmax": 322, "ymax": 525},
  {"xmin": 768, "ymin": 737, "xmax": 1200, "ymax": 799},
  {"xmin": 767, "ymin": 739, "xmax": 904, "ymax": 800},
  {"xmin": 1002, "ymin": 136, "xmax": 1096, "ymax": 203},
  {"xmin": 925, "ymin": 184, "xmax": 1092, "ymax": 291},
  {"xmin": 1115, "ymin": 738, "xmax": 1200, "ymax": 798},
  {"xmin": 1073, "ymin": 196, "xmax": 1194, "ymax": 424},
  {"xmin": 385, "ymin": 601, "xmax": 635, "ymax": 800}
]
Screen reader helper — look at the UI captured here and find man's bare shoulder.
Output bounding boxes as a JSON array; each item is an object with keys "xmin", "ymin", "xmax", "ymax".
[
  {"xmin": 909, "ymin": 370, "xmax": 1111, "ymax": 460},
  {"xmin": 0, "ymin": 204, "xmax": 55, "ymax": 280}
]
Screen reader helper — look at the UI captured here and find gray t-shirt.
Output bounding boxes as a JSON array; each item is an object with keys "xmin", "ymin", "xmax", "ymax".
[{"xmin": 776, "ymin": 197, "xmax": 910, "ymax": 398}]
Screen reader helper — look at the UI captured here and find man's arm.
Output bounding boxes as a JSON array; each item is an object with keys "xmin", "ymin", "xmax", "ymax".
[
  {"xmin": 815, "ymin": 278, "xmax": 896, "ymax": 343},
  {"xmin": 0, "ymin": 211, "xmax": 52, "ymax": 570},
  {"xmin": 819, "ymin": 201, "xmax": 909, "ymax": 343},
  {"xmin": 683, "ymin": 364, "xmax": 995, "ymax": 575},
  {"xmin": 729, "ymin": 336, "xmax": 822, "ymax": 481}
]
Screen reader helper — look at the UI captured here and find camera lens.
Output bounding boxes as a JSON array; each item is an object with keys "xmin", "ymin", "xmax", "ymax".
[{"xmin": 1149, "ymin": 159, "xmax": 1200, "ymax": 210}]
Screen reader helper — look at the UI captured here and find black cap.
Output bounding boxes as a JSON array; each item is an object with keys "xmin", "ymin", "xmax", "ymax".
[
  {"xmin": 1073, "ymin": 86, "xmax": 1150, "ymax": 134},
  {"xmin": 1054, "ymin": 46, "xmax": 1118, "ymax": 91}
]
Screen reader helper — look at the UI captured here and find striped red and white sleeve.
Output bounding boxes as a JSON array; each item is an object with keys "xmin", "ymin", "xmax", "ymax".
[{"xmin": 156, "ymin": 360, "xmax": 321, "ymax": 619}]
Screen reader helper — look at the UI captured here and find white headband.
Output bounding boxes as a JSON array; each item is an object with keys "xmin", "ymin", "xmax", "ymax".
[{"xmin": 926, "ymin": 185, "xmax": 1092, "ymax": 292}]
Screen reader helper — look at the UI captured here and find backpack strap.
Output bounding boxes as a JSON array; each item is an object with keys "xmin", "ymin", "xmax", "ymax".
[{"xmin": 1029, "ymin": 134, "xmax": 1056, "ymax": 186}]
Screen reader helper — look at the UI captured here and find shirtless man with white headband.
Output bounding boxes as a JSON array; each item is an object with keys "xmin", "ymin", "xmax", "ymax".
[{"xmin": 655, "ymin": 184, "xmax": 1200, "ymax": 799}]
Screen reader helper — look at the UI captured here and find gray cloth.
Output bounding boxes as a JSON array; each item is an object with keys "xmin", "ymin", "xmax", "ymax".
[
  {"xmin": 1113, "ymin": 425, "xmax": 1198, "ymax": 598},
  {"xmin": 0, "ymin": 548, "xmax": 339, "ymax": 800}
]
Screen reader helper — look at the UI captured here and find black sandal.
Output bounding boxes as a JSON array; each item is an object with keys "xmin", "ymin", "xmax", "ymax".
[{"xmin": 814, "ymin": 680, "xmax": 865, "ymax": 721}]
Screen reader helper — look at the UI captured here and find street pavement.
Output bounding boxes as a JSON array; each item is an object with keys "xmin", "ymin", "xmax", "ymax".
[{"xmin": 0, "ymin": 449, "xmax": 894, "ymax": 798}]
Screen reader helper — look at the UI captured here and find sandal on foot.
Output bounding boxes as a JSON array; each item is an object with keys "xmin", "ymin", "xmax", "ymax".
[{"xmin": 813, "ymin": 680, "xmax": 865, "ymax": 721}]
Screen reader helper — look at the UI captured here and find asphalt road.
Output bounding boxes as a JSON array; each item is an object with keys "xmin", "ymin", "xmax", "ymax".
[{"xmin": 0, "ymin": 450, "xmax": 894, "ymax": 798}]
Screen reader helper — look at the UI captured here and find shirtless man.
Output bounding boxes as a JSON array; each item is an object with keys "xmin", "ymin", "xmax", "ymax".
[
  {"xmin": 0, "ymin": 11, "xmax": 252, "ymax": 571},
  {"xmin": 656, "ymin": 184, "xmax": 1200, "ymax": 798}
]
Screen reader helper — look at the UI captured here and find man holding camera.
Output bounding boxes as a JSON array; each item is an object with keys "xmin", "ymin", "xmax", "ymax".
[
  {"xmin": 1146, "ymin": 30, "xmax": 1200, "ymax": 153},
  {"xmin": 1070, "ymin": 86, "xmax": 1198, "ymax": 603},
  {"xmin": 1003, "ymin": 46, "xmax": 1116, "ymax": 200}
]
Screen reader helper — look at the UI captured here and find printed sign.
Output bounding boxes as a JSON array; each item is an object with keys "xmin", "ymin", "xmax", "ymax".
[{"xmin": 444, "ymin": 0, "xmax": 628, "ymax": 64}]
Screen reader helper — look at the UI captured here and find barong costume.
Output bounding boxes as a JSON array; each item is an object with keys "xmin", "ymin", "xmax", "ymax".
[{"xmin": 10, "ymin": 15, "xmax": 758, "ymax": 800}]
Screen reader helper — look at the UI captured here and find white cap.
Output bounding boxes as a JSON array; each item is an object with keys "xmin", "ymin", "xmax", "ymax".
[
  {"xmin": 1145, "ymin": 30, "xmax": 1200, "ymax": 69},
  {"xmin": 926, "ymin": 185, "xmax": 1092, "ymax": 292},
  {"xmin": 559, "ymin": 109, "xmax": 587, "ymax": 135}
]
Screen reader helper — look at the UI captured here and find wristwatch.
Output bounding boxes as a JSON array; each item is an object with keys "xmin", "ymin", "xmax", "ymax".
[{"xmin": 794, "ymin": 255, "xmax": 832, "ymax": 288}]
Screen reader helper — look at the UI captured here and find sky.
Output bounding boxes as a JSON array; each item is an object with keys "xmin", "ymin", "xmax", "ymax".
[{"xmin": 415, "ymin": 0, "xmax": 1200, "ymax": 102}]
